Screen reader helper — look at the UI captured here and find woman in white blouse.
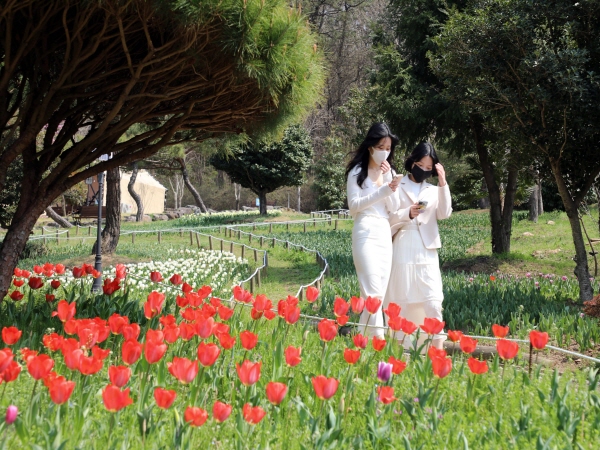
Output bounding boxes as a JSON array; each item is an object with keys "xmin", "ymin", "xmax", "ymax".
[
  {"xmin": 346, "ymin": 123, "xmax": 402, "ymax": 338},
  {"xmin": 386, "ymin": 142, "xmax": 452, "ymax": 349}
]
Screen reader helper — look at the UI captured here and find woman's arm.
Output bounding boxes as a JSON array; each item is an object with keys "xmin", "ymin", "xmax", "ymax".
[
  {"xmin": 436, "ymin": 184, "xmax": 453, "ymax": 220},
  {"xmin": 347, "ymin": 170, "xmax": 393, "ymax": 216}
]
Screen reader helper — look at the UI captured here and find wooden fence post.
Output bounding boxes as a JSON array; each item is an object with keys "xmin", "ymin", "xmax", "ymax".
[
  {"xmin": 257, "ymin": 269, "xmax": 261, "ymax": 287},
  {"xmin": 179, "ymin": 228, "xmax": 183, "ymax": 237},
  {"xmin": 88, "ymin": 226, "xmax": 92, "ymax": 236},
  {"xmin": 260, "ymin": 237, "xmax": 264, "ymax": 247},
  {"xmin": 209, "ymin": 236, "xmax": 213, "ymax": 250},
  {"xmin": 269, "ymin": 223, "xmax": 272, "ymax": 233},
  {"xmin": 132, "ymin": 232, "xmax": 135, "ymax": 244},
  {"xmin": 249, "ymin": 234, "xmax": 252, "ymax": 243},
  {"xmin": 220, "ymin": 239, "xmax": 224, "ymax": 252},
  {"xmin": 287, "ymin": 222, "xmax": 290, "ymax": 231},
  {"xmin": 195, "ymin": 233, "xmax": 200, "ymax": 249},
  {"xmin": 230, "ymin": 242, "xmax": 234, "ymax": 254},
  {"xmin": 56, "ymin": 229, "xmax": 59, "ymax": 244},
  {"xmin": 250, "ymin": 277, "xmax": 255, "ymax": 293},
  {"xmin": 334, "ymin": 219, "xmax": 338, "ymax": 230},
  {"xmin": 158, "ymin": 231, "xmax": 161, "ymax": 243},
  {"xmin": 272, "ymin": 238, "xmax": 275, "ymax": 248},
  {"xmin": 75, "ymin": 225, "xmax": 79, "ymax": 236},
  {"xmin": 241, "ymin": 245, "xmax": 245, "ymax": 259},
  {"xmin": 190, "ymin": 231, "xmax": 193, "ymax": 246},
  {"xmin": 303, "ymin": 222, "xmax": 306, "ymax": 233},
  {"xmin": 253, "ymin": 249, "xmax": 258, "ymax": 262},
  {"xmin": 313, "ymin": 219, "xmax": 316, "ymax": 228}
]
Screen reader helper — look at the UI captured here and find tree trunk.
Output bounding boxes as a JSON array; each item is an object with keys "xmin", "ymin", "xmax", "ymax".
[
  {"xmin": 549, "ymin": 157, "xmax": 594, "ymax": 303},
  {"xmin": 538, "ymin": 182, "xmax": 544, "ymax": 215},
  {"xmin": 45, "ymin": 206, "xmax": 73, "ymax": 228},
  {"xmin": 128, "ymin": 162, "xmax": 144, "ymax": 221},
  {"xmin": 529, "ymin": 184, "xmax": 539, "ymax": 223},
  {"xmin": 259, "ymin": 191, "xmax": 267, "ymax": 215},
  {"xmin": 234, "ymin": 183, "xmax": 241, "ymax": 211},
  {"xmin": 96, "ymin": 167, "xmax": 121, "ymax": 254},
  {"xmin": 472, "ymin": 121, "xmax": 516, "ymax": 253},
  {"xmin": 179, "ymin": 158, "xmax": 207, "ymax": 213},
  {"xmin": 297, "ymin": 186, "xmax": 301, "ymax": 212}
]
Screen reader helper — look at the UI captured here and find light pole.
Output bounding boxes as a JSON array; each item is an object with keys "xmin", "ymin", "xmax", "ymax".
[{"xmin": 91, "ymin": 154, "xmax": 110, "ymax": 293}]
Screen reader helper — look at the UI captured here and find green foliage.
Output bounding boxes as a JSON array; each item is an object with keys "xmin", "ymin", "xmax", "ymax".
[
  {"xmin": 313, "ymin": 136, "xmax": 347, "ymax": 210},
  {"xmin": 210, "ymin": 124, "xmax": 313, "ymax": 204}
]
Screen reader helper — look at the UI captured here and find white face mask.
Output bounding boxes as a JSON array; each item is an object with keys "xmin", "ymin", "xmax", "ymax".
[{"xmin": 370, "ymin": 149, "xmax": 390, "ymax": 165}]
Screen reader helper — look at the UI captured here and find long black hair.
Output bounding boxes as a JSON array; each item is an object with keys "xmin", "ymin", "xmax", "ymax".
[
  {"xmin": 345, "ymin": 122, "xmax": 399, "ymax": 188},
  {"xmin": 404, "ymin": 142, "xmax": 440, "ymax": 177}
]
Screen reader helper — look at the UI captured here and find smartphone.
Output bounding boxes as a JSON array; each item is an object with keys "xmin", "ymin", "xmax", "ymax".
[
  {"xmin": 393, "ymin": 174, "xmax": 403, "ymax": 181},
  {"xmin": 418, "ymin": 201, "xmax": 428, "ymax": 210}
]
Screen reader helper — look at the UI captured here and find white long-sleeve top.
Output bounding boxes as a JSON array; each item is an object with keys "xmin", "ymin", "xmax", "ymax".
[{"xmin": 346, "ymin": 165, "xmax": 398, "ymax": 219}]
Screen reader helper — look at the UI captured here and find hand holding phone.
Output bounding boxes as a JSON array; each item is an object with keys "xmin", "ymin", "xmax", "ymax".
[{"xmin": 418, "ymin": 200, "xmax": 428, "ymax": 210}]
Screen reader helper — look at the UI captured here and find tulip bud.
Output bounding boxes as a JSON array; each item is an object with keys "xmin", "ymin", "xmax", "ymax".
[
  {"xmin": 5, "ymin": 405, "xmax": 17, "ymax": 424},
  {"xmin": 302, "ymin": 329, "xmax": 310, "ymax": 345}
]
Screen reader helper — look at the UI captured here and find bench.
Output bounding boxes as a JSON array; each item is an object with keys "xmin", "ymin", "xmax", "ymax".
[{"xmin": 72, "ymin": 206, "xmax": 107, "ymax": 225}]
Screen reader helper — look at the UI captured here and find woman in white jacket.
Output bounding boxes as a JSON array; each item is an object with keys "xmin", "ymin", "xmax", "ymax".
[
  {"xmin": 386, "ymin": 142, "xmax": 452, "ymax": 349},
  {"xmin": 346, "ymin": 123, "xmax": 401, "ymax": 338}
]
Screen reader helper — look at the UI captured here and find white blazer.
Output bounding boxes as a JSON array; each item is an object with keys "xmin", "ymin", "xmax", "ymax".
[
  {"xmin": 388, "ymin": 179, "xmax": 452, "ymax": 249},
  {"xmin": 346, "ymin": 166, "xmax": 399, "ymax": 218}
]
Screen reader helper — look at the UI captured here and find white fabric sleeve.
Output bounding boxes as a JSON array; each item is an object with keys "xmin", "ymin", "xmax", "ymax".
[
  {"xmin": 346, "ymin": 170, "xmax": 393, "ymax": 217},
  {"xmin": 436, "ymin": 184, "xmax": 453, "ymax": 220}
]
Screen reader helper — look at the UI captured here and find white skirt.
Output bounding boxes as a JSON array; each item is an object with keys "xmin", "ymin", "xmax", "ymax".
[
  {"xmin": 352, "ymin": 215, "xmax": 393, "ymax": 337},
  {"xmin": 385, "ymin": 224, "xmax": 443, "ymax": 304}
]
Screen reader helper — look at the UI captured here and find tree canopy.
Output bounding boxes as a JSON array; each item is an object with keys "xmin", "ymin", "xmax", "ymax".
[
  {"xmin": 210, "ymin": 125, "xmax": 313, "ymax": 214},
  {"xmin": 0, "ymin": 0, "xmax": 325, "ymax": 298}
]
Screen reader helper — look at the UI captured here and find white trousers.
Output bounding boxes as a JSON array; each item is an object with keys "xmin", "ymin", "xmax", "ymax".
[
  {"xmin": 352, "ymin": 215, "xmax": 393, "ymax": 338},
  {"xmin": 388, "ymin": 301, "xmax": 446, "ymax": 349}
]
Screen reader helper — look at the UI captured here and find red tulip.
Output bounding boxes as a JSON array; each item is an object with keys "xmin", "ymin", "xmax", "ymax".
[
  {"xmin": 285, "ymin": 346, "xmax": 302, "ymax": 367},
  {"xmin": 420, "ymin": 318, "xmax": 445, "ymax": 336},
  {"xmin": 388, "ymin": 356, "xmax": 407, "ymax": 375},
  {"xmin": 184, "ymin": 406, "xmax": 208, "ymax": 426},
  {"xmin": 72, "ymin": 267, "xmax": 85, "ymax": 278},
  {"xmin": 447, "ymin": 330, "xmax": 463, "ymax": 343},
  {"xmin": 163, "ymin": 325, "xmax": 181, "ymax": 344},
  {"xmin": 427, "ymin": 347, "xmax": 447, "ymax": 360},
  {"xmin": 266, "ymin": 382, "xmax": 288, "ymax": 405},
  {"xmin": 61, "ymin": 341, "xmax": 83, "ymax": 371},
  {"xmin": 431, "ymin": 356, "xmax": 452, "ymax": 378},
  {"xmin": 154, "ymin": 387, "xmax": 177, "ymax": 409},
  {"xmin": 9, "ymin": 291, "xmax": 23, "ymax": 301},
  {"xmin": 195, "ymin": 316, "xmax": 215, "ymax": 340},
  {"xmin": 217, "ymin": 332, "xmax": 236, "ymax": 350},
  {"xmin": 45, "ymin": 294, "xmax": 56, "ymax": 303},
  {"xmin": 496, "ymin": 339, "xmax": 519, "ymax": 360},
  {"xmin": 0, "ymin": 361, "xmax": 21, "ymax": 382},
  {"xmin": 52, "ymin": 300, "xmax": 76, "ymax": 323},
  {"xmin": 169, "ymin": 274, "xmax": 183, "ymax": 285},
  {"xmin": 239, "ymin": 330, "xmax": 259, "ymax": 350},
  {"xmin": 143, "ymin": 291, "xmax": 166, "ymax": 319},
  {"xmin": 102, "ymin": 278, "xmax": 121, "ymax": 296},
  {"xmin": 2, "ymin": 327, "xmax": 22, "ymax": 345},
  {"xmin": 197, "ymin": 342, "xmax": 220, "ymax": 367},
  {"xmin": 13, "ymin": 268, "xmax": 24, "ymax": 277},
  {"xmin": 27, "ymin": 354, "xmax": 54, "ymax": 380},
  {"xmin": 336, "ymin": 315, "xmax": 349, "ymax": 326},
  {"xmin": 212, "ymin": 401, "xmax": 232, "ymax": 423},
  {"xmin": 92, "ymin": 345, "xmax": 110, "ymax": 360},
  {"xmin": 121, "ymin": 323, "xmax": 141, "ymax": 341},
  {"xmin": 377, "ymin": 386, "xmax": 397, "ymax": 404},
  {"xmin": 51, "ymin": 280, "xmax": 61, "ymax": 289},
  {"xmin": 459, "ymin": 336, "xmax": 478, "ymax": 354},
  {"xmin": 181, "ymin": 282, "xmax": 193, "ymax": 294},
  {"xmin": 28, "ymin": 277, "xmax": 44, "ymax": 290},
  {"xmin": 122, "ymin": 339, "xmax": 142, "ymax": 365},
  {"xmin": 233, "ymin": 286, "xmax": 253, "ymax": 303},
  {"xmin": 388, "ymin": 316, "xmax": 404, "ymax": 332},
  {"xmin": 343, "ymin": 348, "xmax": 361, "ymax": 364},
  {"xmin": 350, "ymin": 296, "xmax": 365, "ymax": 314},
  {"xmin": 312, "ymin": 375, "xmax": 339, "ymax": 400},
  {"xmin": 102, "ymin": 385, "xmax": 133, "ymax": 412},
  {"xmin": 47, "ymin": 377, "xmax": 75, "ymax": 405},
  {"xmin": 43, "ymin": 333, "xmax": 64, "ymax": 352},
  {"xmin": 383, "ymin": 302, "xmax": 401, "ymax": 319},
  {"xmin": 115, "ymin": 264, "xmax": 126, "ymax": 280},
  {"xmin": 353, "ymin": 334, "xmax": 368, "ymax": 349},
  {"xmin": 242, "ymin": 403, "xmax": 266, "ymax": 425},
  {"xmin": 79, "ymin": 355, "xmax": 103, "ymax": 375},
  {"xmin": 144, "ymin": 337, "xmax": 167, "ymax": 364},
  {"xmin": 529, "ymin": 330, "xmax": 549, "ymax": 350},
  {"xmin": 109, "ymin": 365, "xmax": 131, "ymax": 388},
  {"xmin": 372, "ymin": 336, "xmax": 386, "ymax": 352},
  {"xmin": 168, "ymin": 357, "xmax": 199, "ymax": 384},
  {"xmin": 305, "ymin": 286, "xmax": 319, "ymax": 303},
  {"xmin": 318, "ymin": 319, "xmax": 338, "ymax": 342},
  {"xmin": 150, "ymin": 271, "xmax": 163, "ymax": 283},
  {"xmin": 401, "ymin": 320, "xmax": 418, "ymax": 335},
  {"xmin": 492, "ymin": 324, "xmax": 509, "ymax": 338},
  {"xmin": 490, "ymin": 275, "xmax": 496, "ymax": 281},
  {"xmin": 365, "ymin": 296, "xmax": 382, "ymax": 314},
  {"xmin": 467, "ymin": 357, "xmax": 489, "ymax": 375},
  {"xmin": 12, "ymin": 278, "xmax": 24, "ymax": 287},
  {"xmin": 21, "ymin": 348, "xmax": 37, "ymax": 363},
  {"xmin": 218, "ymin": 305, "xmax": 234, "ymax": 321},
  {"xmin": 0, "ymin": 348, "xmax": 14, "ymax": 373},
  {"xmin": 333, "ymin": 297, "xmax": 349, "ymax": 317},
  {"xmin": 33, "ymin": 265, "xmax": 43, "ymax": 274},
  {"xmin": 236, "ymin": 360, "xmax": 261, "ymax": 386}
]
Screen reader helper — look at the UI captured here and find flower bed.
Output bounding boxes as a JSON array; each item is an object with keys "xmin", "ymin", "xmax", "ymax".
[{"xmin": 0, "ymin": 266, "xmax": 599, "ymax": 448}]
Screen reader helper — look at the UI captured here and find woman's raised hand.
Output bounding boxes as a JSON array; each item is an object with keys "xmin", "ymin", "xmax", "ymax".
[
  {"xmin": 381, "ymin": 160, "xmax": 391, "ymax": 174},
  {"xmin": 436, "ymin": 163, "xmax": 447, "ymax": 186}
]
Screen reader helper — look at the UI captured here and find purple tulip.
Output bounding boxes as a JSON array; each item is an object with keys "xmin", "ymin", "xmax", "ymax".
[
  {"xmin": 377, "ymin": 362, "xmax": 393, "ymax": 383},
  {"xmin": 5, "ymin": 405, "xmax": 17, "ymax": 425}
]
